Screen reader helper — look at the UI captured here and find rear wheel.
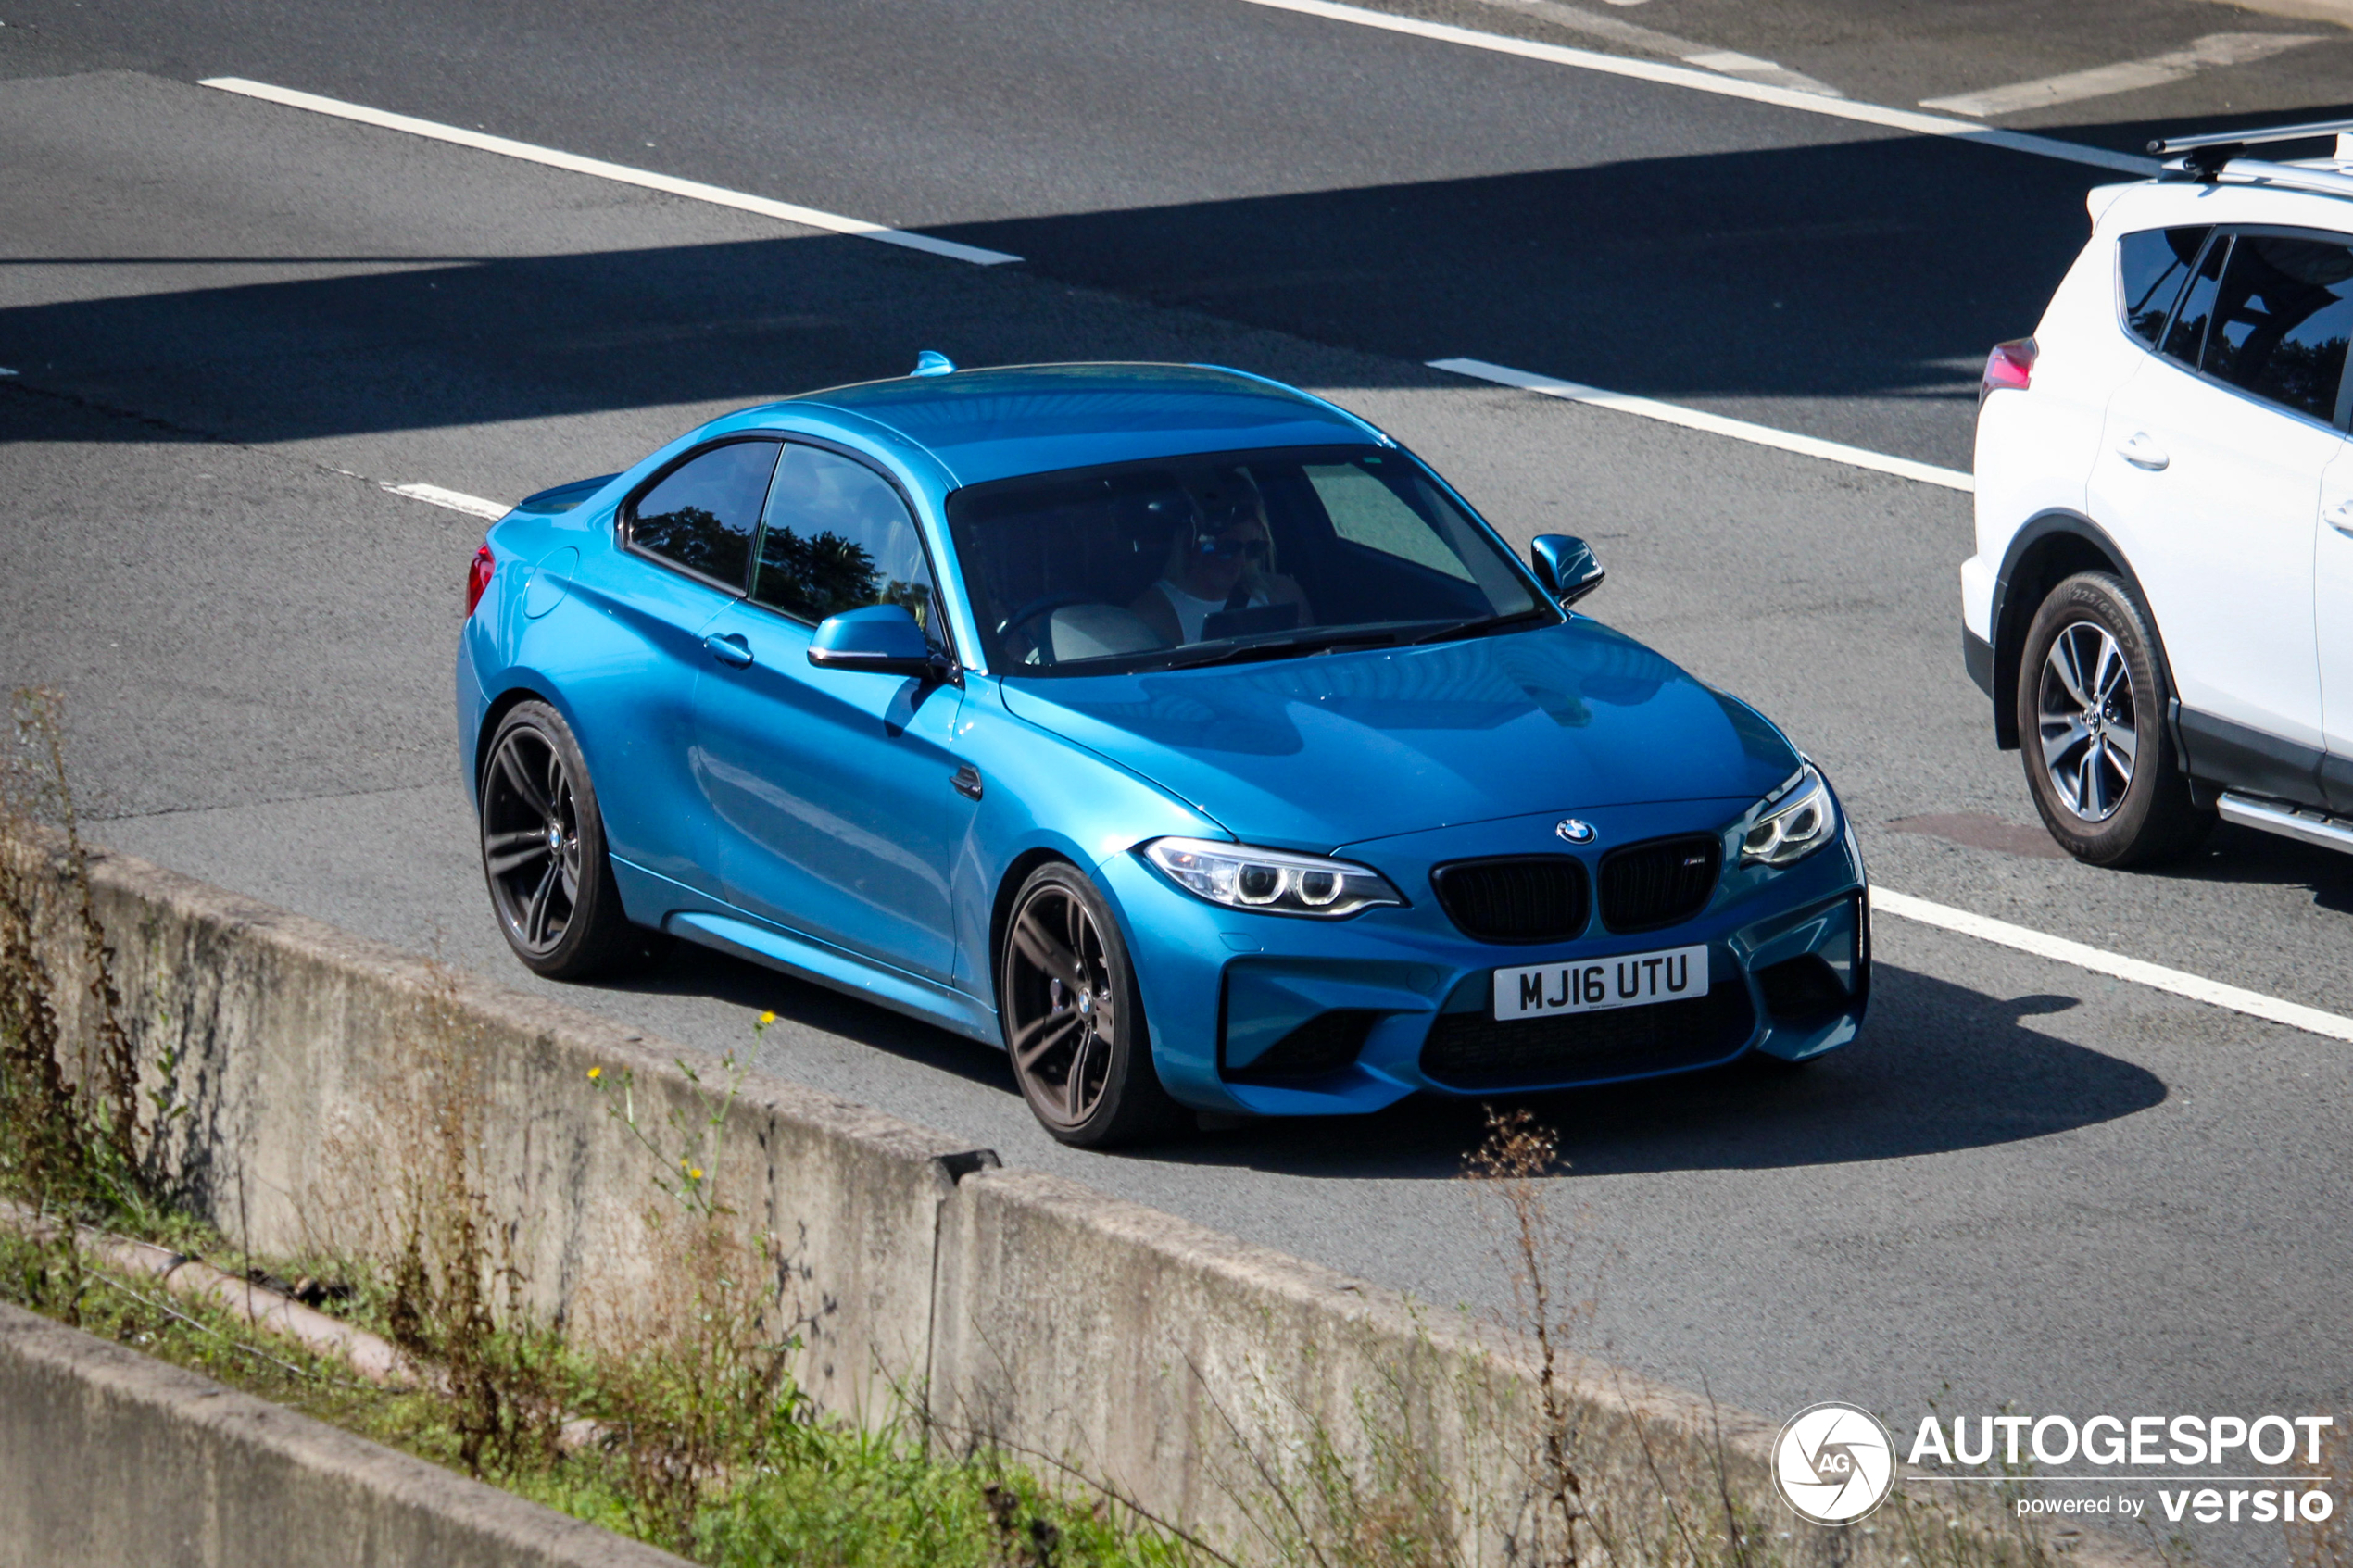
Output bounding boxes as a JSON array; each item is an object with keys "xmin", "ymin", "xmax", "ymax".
[
  {"xmin": 2015, "ymin": 572, "xmax": 2213, "ymax": 866},
  {"xmin": 479, "ymin": 701, "xmax": 638, "ymax": 978},
  {"xmin": 999, "ymin": 862, "xmax": 1180, "ymax": 1148}
]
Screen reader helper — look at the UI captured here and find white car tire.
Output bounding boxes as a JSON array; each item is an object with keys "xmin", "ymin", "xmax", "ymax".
[{"xmin": 2016, "ymin": 572, "xmax": 2214, "ymax": 866}]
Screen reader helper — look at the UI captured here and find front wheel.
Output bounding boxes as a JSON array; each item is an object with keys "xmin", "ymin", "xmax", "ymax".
[
  {"xmin": 999, "ymin": 862, "xmax": 1181, "ymax": 1148},
  {"xmin": 2015, "ymin": 572, "xmax": 2212, "ymax": 866},
  {"xmin": 478, "ymin": 700, "xmax": 639, "ymax": 979}
]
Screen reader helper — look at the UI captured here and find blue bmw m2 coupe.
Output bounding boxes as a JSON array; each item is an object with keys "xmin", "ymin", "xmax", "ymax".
[{"xmin": 457, "ymin": 360, "xmax": 1868, "ymax": 1145}]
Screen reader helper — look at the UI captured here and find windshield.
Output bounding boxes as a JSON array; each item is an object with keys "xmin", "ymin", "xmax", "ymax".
[{"xmin": 946, "ymin": 445, "xmax": 1549, "ymax": 675}]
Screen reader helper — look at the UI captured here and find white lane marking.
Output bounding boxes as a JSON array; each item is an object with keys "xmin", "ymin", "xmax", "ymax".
[
  {"xmin": 1227, "ymin": 0, "xmax": 2158, "ymax": 175},
  {"xmin": 0, "ymin": 368, "xmax": 16, "ymax": 376},
  {"xmin": 1464, "ymin": 0, "xmax": 1842, "ymax": 96},
  {"xmin": 198, "ymin": 78, "xmax": 1022, "ymax": 268},
  {"xmin": 1680, "ymin": 50, "xmax": 1838, "ymax": 96},
  {"xmin": 384, "ymin": 483, "xmax": 509, "ymax": 520},
  {"xmin": 1430, "ymin": 357, "xmax": 1975, "ymax": 491},
  {"xmin": 1922, "ymin": 32, "xmax": 2325, "ymax": 118},
  {"xmin": 1873, "ymin": 887, "xmax": 2353, "ymax": 1044}
]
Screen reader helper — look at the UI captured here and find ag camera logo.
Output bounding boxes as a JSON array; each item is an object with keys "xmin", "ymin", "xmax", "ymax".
[{"xmin": 1775, "ymin": 1402, "xmax": 1896, "ymax": 1524}]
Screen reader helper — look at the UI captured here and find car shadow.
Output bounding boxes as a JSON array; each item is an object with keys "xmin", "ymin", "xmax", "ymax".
[
  {"xmin": 596, "ymin": 939, "xmax": 2161, "ymax": 1177},
  {"xmin": 2127, "ymin": 822, "xmax": 2353, "ymax": 916},
  {"xmin": 1132, "ymin": 964, "xmax": 2160, "ymax": 1180}
]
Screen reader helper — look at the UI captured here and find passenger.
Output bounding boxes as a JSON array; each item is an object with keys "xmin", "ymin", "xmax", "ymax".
[{"xmin": 1129, "ymin": 471, "xmax": 1310, "ymax": 645}]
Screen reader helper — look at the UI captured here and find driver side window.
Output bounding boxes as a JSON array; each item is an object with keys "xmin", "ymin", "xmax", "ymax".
[{"xmin": 750, "ymin": 445, "xmax": 942, "ymax": 641}]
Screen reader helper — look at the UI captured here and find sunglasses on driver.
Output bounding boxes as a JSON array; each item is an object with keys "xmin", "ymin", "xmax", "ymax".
[{"xmin": 1192, "ymin": 533, "xmax": 1269, "ymax": 562}]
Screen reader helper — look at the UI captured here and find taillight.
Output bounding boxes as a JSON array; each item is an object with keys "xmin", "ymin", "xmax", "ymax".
[
  {"xmin": 465, "ymin": 544, "xmax": 495, "ymax": 617},
  {"xmin": 1980, "ymin": 337, "xmax": 2037, "ymax": 404}
]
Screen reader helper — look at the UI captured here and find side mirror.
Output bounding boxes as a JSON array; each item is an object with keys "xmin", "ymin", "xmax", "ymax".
[
  {"xmin": 808, "ymin": 604, "xmax": 953, "ymax": 682},
  {"xmin": 1530, "ymin": 534, "xmax": 1605, "ymax": 608}
]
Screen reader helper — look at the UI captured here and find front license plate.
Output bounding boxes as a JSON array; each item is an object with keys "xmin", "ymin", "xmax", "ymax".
[{"xmin": 1492, "ymin": 945, "xmax": 1710, "ymax": 1022}]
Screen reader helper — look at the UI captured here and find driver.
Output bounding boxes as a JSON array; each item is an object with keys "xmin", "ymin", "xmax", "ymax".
[{"xmin": 1129, "ymin": 470, "xmax": 1310, "ymax": 645}]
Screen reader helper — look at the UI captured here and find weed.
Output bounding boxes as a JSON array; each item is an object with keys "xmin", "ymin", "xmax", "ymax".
[
  {"xmin": 1466, "ymin": 1105, "xmax": 1592, "ymax": 1568},
  {"xmin": 0, "ymin": 687, "xmax": 152, "ymax": 1226},
  {"xmin": 379, "ymin": 964, "xmax": 567, "ymax": 1481},
  {"xmin": 585, "ymin": 1021, "xmax": 810, "ymax": 1550}
]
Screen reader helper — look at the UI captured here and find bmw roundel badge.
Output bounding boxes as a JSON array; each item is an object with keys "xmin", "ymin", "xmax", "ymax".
[{"xmin": 1555, "ymin": 818, "xmax": 1597, "ymax": 845}]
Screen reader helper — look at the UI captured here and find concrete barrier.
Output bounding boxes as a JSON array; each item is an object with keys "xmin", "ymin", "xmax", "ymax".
[
  {"xmin": 0, "ymin": 1301, "xmax": 689, "ymax": 1568},
  {"xmin": 19, "ymin": 835, "xmax": 987, "ymax": 1424},
  {"xmin": 6, "ymin": 833, "xmax": 2149, "ymax": 1568}
]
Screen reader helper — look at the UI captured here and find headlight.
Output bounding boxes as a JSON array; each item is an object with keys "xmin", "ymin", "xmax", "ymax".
[
  {"xmin": 1740, "ymin": 763, "xmax": 1838, "ymax": 868},
  {"xmin": 1142, "ymin": 837, "xmax": 1405, "ymax": 919}
]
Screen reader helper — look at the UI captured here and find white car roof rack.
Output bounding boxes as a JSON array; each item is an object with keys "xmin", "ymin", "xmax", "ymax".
[{"xmin": 2148, "ymin": 117, "xmax": 2353, "ymax": 192}]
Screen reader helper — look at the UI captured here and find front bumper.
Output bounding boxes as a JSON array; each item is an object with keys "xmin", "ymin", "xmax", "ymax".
[{"xmin": 1094, "ymin": 799, "xmax": 1869, "ymax": 1117}]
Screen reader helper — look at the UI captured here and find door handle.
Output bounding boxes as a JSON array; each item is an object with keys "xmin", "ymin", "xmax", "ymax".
[
  {"xmin": 2118, "ymin": 431, "xmax": 2170, "ymax": 470},
  {"xmin": 951, "ymin": 764, "xmax": 983, "ymax": 801},
  {"xmin": 704, "ymin": 633, "xmax": 753, "ymax": 667}
]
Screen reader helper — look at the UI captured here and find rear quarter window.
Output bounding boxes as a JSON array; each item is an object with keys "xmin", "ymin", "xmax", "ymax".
[
  {"xmin": 625, "ymin": 438, "xmax": 781, "ymax": 590},
  {"xmin": 2117, "ymin": 226, "xmax": 2210, "ymax": 347}
]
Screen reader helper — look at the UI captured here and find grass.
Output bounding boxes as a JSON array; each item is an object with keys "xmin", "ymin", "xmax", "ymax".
[{"xmin": 0, "ymin": 1222, "xmax": 1178, "ymax": 1568}]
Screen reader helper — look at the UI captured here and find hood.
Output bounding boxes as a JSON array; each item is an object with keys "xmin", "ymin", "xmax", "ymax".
[{"xmin": 998, "ymin": 620, "xmax": 1800, "ymax": 848}]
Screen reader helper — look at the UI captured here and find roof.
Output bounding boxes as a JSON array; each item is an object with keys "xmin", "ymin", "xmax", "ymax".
[{"xmin": 789, "ymin": 362, "xmax": 1380, "ymax": 487}]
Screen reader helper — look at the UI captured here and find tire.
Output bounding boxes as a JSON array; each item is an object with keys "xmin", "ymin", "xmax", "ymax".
[
  {"xmin": 2015, "ymin": 572, "xmax": 2214, "ymax": 867},
  {"xmin": 478, "ymin": 700, "xmax": 640, "ymax": 979},
  {"xmin": 998, "ymin": 861, "xmax": 1182, "ymax": 1148}
]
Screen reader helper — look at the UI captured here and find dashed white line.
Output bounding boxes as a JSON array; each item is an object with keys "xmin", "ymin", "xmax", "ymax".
[
  {"xmin": 1873, "ymin": 888, "xmax": 2353, "ymax": 1044},
  {"xmin": 199, "ymin": 78, "xmax": 1022, "ymax": 268},
  {"xmin": 1681, "ymin": 50, "xmax": 1839, "ymax": 96},
  {"xmin": 1921, "ymin": 32, "xmax": 2325, "ymax": 119},
  {"xmin": 1227, "ymin": 0, "xmax": 2158, "ymax": 176},
  {"xmin": 1430, "ymin": 357, "xmax": 1974, "ymax": 491},
  {"xmin": 384, "ymin": 482, "xmax": 510, "ymax": 520},
  {"xmin": 1462, "ymin": 0, "xmax": 1843, "ymax": 96}
]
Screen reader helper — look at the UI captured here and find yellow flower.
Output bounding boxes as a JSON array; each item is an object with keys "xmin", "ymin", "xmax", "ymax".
[
  {"xmin": 689, "ymin": 1168, "xmax": 704, "ymax": 1181},
  {"xmin": 587, "ymin": 1066, "xmax": 601, "ymax": 1081},
  {"xmin": 759, "ymin": 1010, "xmax": 776, "ymax": 1025}
]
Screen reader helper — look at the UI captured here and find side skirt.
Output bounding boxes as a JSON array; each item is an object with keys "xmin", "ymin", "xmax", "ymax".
[{"xmin": 609, "ymin": 856, "xmax": 1000, "ymax": 1044}]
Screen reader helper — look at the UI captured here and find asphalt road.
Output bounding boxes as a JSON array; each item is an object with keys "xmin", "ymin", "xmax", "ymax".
[
  {"xmin": 6, "ymin": 0, "xmax": 2351, "ymax": 473},
  {"xmin": 3, "ymin": 5, "xmax": 2351, "ymax": 1562}
]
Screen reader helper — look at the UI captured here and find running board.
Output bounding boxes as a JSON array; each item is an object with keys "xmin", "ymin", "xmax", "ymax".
[{"xmin": 2217, "ymin": 791, "xmax": 2353, "ymax": 854}]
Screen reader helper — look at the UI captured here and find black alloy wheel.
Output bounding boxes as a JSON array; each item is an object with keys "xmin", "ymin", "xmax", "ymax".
[
  {"xmin": 999, "ymin": 862, "xmax": 1179, "ymax": 1147},
  {"xmin": 479, "ymin": 701, "xmax": 636, "ymax": 978},
  {"xmin": 2015, "ymin": 572, "xmax": 2212, "ymax": 867}
]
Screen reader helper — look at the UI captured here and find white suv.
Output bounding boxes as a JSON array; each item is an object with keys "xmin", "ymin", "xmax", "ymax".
[{"xmin": 1965, "ymin": 119, "xmax": 2353, "ymax": 865}]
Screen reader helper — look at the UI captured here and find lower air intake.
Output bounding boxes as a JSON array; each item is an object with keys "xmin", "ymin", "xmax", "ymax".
[
  {"xmin": 1419, "ymin": 983, "xmax": 1754, "ymax": 1091},
  {"xmin": 1226, "ymin": 1010, "xmax": 1379, "ymax": 1084}
]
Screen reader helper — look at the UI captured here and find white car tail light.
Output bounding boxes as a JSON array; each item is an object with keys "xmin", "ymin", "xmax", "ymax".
[{"xmin": 1980, "ymin": 338, "xmax": 2037, "ymax": 404}]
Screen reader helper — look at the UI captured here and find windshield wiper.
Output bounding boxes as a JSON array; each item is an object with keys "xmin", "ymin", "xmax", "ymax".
[
  {"xmin": 1402, "ymin": 607, "xmax": 1556, "ymax": 646},
  {"xmin": 1153, "ymin": 628, "xmax": 1410, "ymax": 671}
]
